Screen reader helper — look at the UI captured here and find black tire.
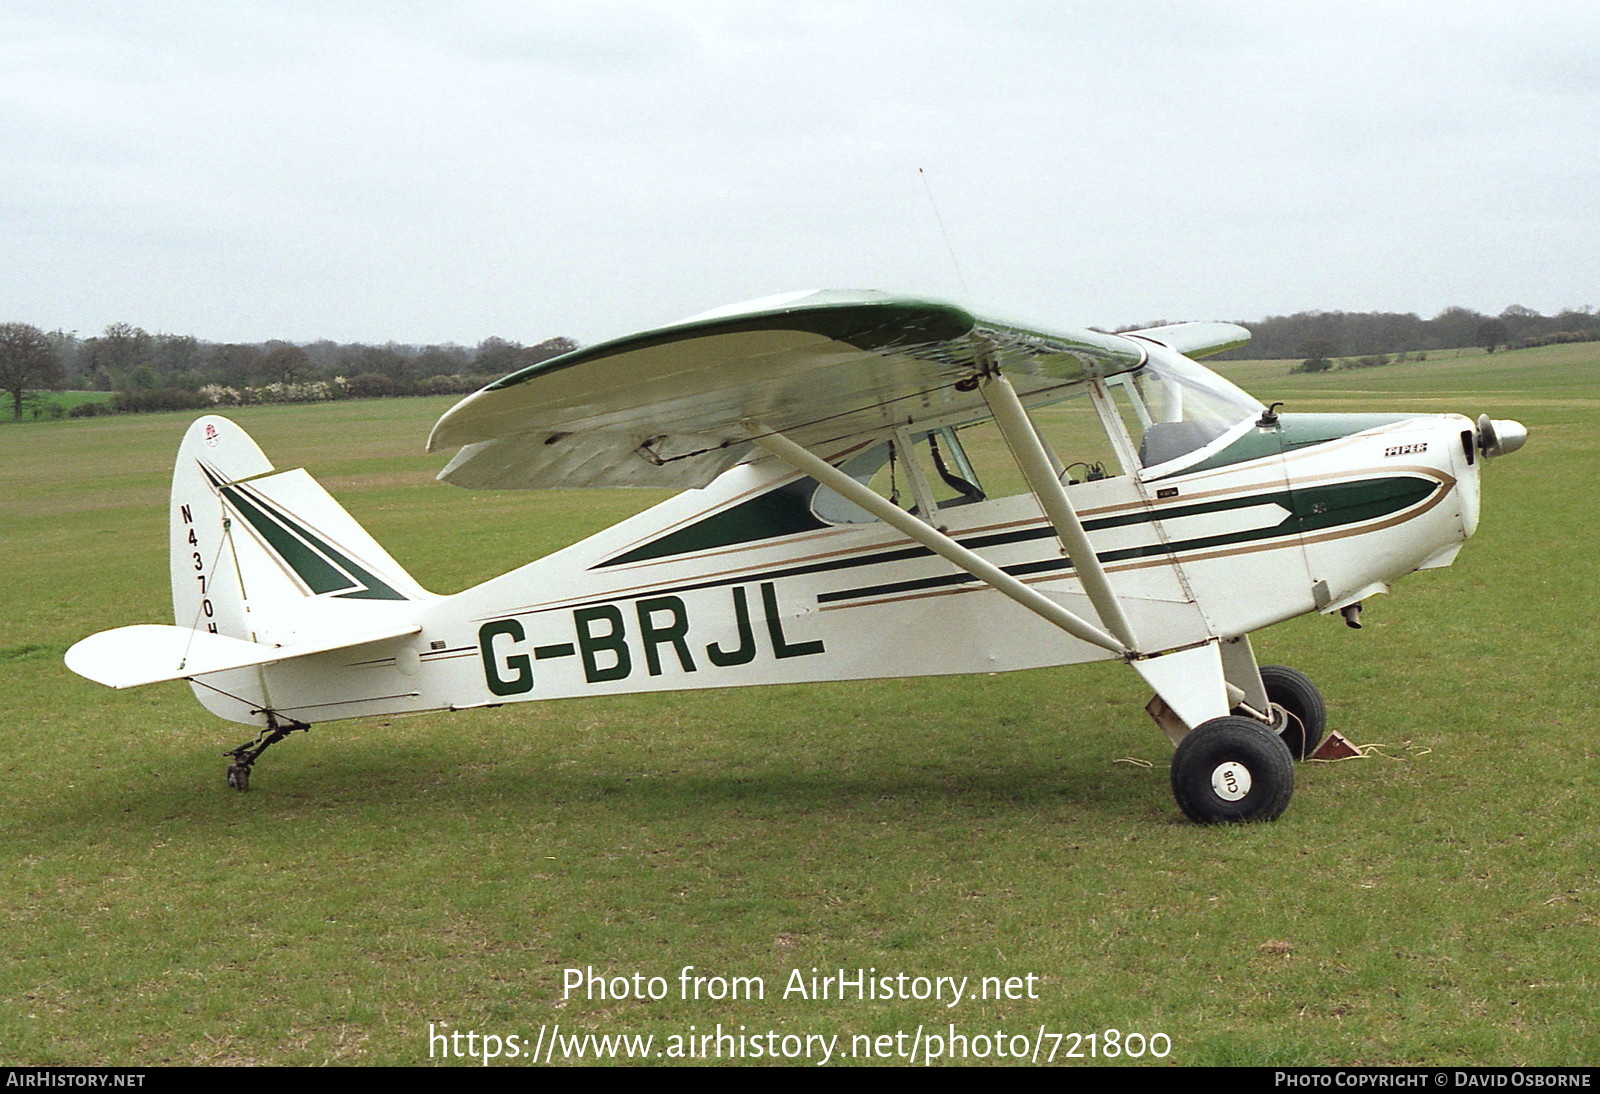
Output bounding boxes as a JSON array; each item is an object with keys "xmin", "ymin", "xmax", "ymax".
[
  {"xmin": 1171, "ymin": 716, "xmax": 1295, "ymax": 823},
  {"xmin": 1257, "ymin": 665, "xmax": 1326, "ymax": 760}
]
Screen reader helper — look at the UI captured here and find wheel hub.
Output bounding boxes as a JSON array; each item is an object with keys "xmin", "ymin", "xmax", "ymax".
[
  {"xmin": 1210, "ymin": 761, "xmax": 1252, "ymax": 801},
  {"xmin": 1264, "ymin": 702, "xmax": 1290, "ymax": 733}
]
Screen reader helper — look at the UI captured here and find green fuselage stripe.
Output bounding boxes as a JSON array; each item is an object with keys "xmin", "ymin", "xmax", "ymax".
[
  {"xmin": 532, "ymin": 474, "xmax": 1437, "ymax": 622},
  {"xmin": 599, "ymin": 480, "xmax": 829, "ymax": 568},
  {"xmin": 815, "ymin": 475, "xmax": 1436, "ymax": 605},
  {"xmin": 599, "ymin": 413, "xmax": 1430, "ymax": 569}
]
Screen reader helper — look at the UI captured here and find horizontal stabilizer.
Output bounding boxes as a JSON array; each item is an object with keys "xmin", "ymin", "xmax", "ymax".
[{"xmin": 65, "ymin": 622, "xmax": 421, "ymax": 690}]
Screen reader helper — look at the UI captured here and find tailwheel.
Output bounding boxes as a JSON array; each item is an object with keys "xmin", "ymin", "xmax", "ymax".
[
  {"xmin": 223, "ymin": 713, "xmax": 310, "ymax": 792},
  {"xmin": 1171, "ymin": 716, "xmax": 1295, "ymax": 824}
]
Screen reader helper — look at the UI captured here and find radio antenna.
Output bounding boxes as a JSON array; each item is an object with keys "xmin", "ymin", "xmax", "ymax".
[{"xmin": 919, "ymin": 167, "xmax": 971, "ymax": 300}]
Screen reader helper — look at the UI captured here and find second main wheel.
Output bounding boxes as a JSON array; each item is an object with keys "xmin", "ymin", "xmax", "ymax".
[{"xmin": 1258, "ymin": 664, "xmax": 1327, "ymax": 760}]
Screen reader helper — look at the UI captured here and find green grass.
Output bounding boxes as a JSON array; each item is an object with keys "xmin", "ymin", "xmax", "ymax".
[
  {"xmin": 1, "ymin": 344, "xmax": 1596, "ymax": 1066},
  {"xmin": 1, "ymin": 390, "xmax": 115, "ymax": 423}
]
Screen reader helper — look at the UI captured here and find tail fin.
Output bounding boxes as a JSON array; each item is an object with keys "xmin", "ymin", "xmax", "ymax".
[
  {"xmin": 67, "ymin": 416, "xmax": 432, "ymax": 725},
  {"xmin": 171, "ymin": 416, "xmax": 430, "ymax": 645}
]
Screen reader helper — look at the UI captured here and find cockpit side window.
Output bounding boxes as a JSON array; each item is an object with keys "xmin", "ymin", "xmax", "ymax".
[
  {"xmin": 811, "ymin": 353, "xmax": 1261, "ymax": 524},
  {"xmin": 811, "ymin": 429, "xmax": 988, "ymax": 524},
  {"xmin": 994, "ymin": 387, "xmax": 1123, "ymax": 488}
]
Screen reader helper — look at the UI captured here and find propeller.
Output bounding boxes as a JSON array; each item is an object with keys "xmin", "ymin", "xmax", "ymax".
[{"xmin": 1476, "ymin": 414, "xmax": 1528, "ymax": 459}]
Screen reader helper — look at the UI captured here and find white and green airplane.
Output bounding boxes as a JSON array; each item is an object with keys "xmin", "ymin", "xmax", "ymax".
[{"xmin": 65, "ymin": 290, "xmax": 1527, "ymax": 821}]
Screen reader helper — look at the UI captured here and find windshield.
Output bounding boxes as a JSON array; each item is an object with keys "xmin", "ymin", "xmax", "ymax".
[{"xmin": 1108, "ymin": 350, "xmax": 1263, "ymax": 468}]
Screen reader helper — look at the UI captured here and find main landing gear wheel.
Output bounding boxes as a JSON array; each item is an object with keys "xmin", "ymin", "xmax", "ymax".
[
  {"xmin": 1171, "ymin": 716, "xmax": 1295, "ymax": 824},
  {"xmin": 1257, "ymin": 665, "xmax": 1327, "ymax": 760}
]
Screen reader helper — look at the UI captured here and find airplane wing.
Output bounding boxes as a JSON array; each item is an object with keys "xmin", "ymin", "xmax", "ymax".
[
  {"xmin": 1122, "ymin": 321, "xmax": 1251, "ymax": 359},
  {"xmin": 426, "ymin": 289, "xmax": 1149, "ymax": 490}
]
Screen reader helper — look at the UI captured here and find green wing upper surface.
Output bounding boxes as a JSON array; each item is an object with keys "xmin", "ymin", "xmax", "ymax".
[
  {"xmin": 1122, "ymin": 321, "xmax": 1251, "ymax": 359},
  {"xmin": 427, "ymin": 289, "xmax": 1149, "ymax": 490}
]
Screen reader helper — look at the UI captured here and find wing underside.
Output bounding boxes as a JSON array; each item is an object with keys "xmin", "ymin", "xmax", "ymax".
[{"xmin": 427, "ymin": 290, "xmax": 1152, "ymax": 490}]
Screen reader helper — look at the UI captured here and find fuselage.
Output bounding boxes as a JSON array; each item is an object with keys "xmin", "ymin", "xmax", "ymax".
[{"xmin": 250, "ymin": 407, "xmax": 1485, "ymax": 726}]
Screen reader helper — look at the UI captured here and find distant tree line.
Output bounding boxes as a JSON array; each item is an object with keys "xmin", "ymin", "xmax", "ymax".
[
  {"xmin": 0, "ymin": 321, "xmax": 579, "ymax": 420},
  {"xmin": 7, "ymin": 302, "xmax": 1600, "ymax": 422},
  {"xmin": 1205, "ymin": 303, "xmax": 1600, "ymax": 361}
]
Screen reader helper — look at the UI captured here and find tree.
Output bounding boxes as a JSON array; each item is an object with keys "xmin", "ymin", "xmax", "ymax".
[
  {"xmin": 1428, "ymin": 306, "xmax": 1487, "ymax": 351},
  {"xmin": 0, "ymin": 323, "xmax": 65, "ymax": 420},
  {"xmin": 1294, "ymin": 337, "xmax": 1337, "ymax": 373},
  {"xmin": 474, "ymin": 336, "xmax": 523, "ymax": 375},
  {"xmin": 416, "ymin": 343, "xmax": 471, "ymax": 376},
  {"xmin": 81, "ymin": 322, "xmax": 151, "ymax": 388},
  {"xmin": 46, "ymin": 330, "xmax": 83, "ymax": 382},
  {"xmin": 206, "ymin": 342, "xmax": 265, "ymax": 386},
  {"xmin": 1476, "ymin": 319, "xmax": 1509, "ymax": 353},
  {"xmin": 519, "ymin": 336, "xmax": 579, "ymax": 368},
  {"xmin": 261, "ymin": 342, "xmax": 313, "ymax": 384},
  {"xmin": 350, "ymin": 344, "xmax": 411, "ymax": 381},
  {"xmin": 151, "ymin": 333, "xmax": 202, "ymax": 381}
]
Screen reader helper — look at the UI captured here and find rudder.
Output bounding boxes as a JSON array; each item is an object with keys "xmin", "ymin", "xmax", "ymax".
[{"xmin": 169, "ymin": 415, "xmax": 432, "ymax": 723}]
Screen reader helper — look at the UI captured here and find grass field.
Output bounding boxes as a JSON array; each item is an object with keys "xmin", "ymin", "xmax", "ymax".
[
  {"xmin": 1, "ymin": 390, "xmax": 115, "ymax": 421},
  {"xmin": 1, "ymin": 345, "xmax": 1595, "ymax": 1066}
]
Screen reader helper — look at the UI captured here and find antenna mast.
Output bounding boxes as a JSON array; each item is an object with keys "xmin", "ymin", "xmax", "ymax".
[{"xmin": 918, "ymin": 168, "xmax": 971, "ymax": 300}]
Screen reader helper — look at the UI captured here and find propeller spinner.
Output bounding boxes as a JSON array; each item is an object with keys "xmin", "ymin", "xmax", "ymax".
[{"xmin": 1476, "ymin": 414, "xmax": 1528, "ymax": 459}]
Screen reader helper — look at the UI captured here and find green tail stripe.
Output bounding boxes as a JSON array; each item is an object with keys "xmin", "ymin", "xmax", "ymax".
[{"xmin": 203, "ymin": 465, "xmax": 408, "ymax": 601}]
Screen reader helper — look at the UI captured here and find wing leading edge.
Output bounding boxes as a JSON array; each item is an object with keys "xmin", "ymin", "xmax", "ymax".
[{"xmin": 426, "ymin": 290, "xmax": 1150, "ymax": 490}]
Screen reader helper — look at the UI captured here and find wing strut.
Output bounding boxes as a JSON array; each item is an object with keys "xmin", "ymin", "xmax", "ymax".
[
  {"xmin": 977, "ymin": 371, "xmax": 1141, "ymax": 651},
  {"xmin": 744, "ymin": 422, "xmax": 1128, "ymax": 656}
]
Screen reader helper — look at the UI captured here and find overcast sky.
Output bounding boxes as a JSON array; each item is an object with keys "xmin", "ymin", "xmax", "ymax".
[{"xmin": 3, "ymin": 1, "xmax": 1596, "ymax": 346}]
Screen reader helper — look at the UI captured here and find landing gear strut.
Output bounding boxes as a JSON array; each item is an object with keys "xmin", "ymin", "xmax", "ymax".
[{"xmin": 224, "ymin": 713, "xmax": 310, "ymax": 791}]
